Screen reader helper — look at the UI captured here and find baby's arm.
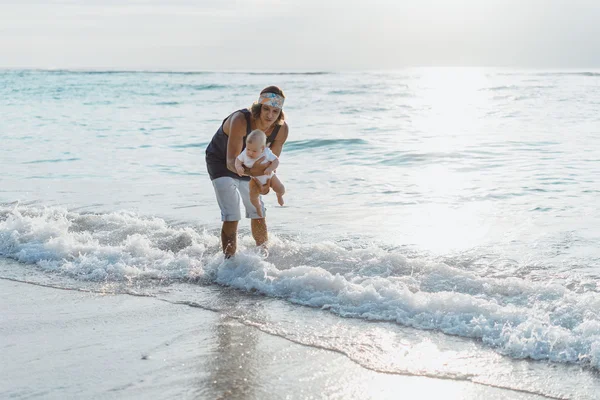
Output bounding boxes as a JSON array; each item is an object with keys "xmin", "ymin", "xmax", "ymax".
[
  {"xmin": 235, "ymin": 156, "xmax": 246, "ymax": 176},
  {"xmin": 264, "ymin": 157, "xmax": 279, "ymax": 175}
]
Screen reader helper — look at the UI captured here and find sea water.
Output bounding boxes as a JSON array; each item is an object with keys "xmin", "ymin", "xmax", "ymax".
[{"xmin": 1, "ymin": 68, "xmax": 600, "ymax": 399}]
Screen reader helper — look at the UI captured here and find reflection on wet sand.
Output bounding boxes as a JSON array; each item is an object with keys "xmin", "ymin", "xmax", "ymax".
[
  {"xmin": 199, "ymin": 289, "xmax": 263, "ymax": 400},
  {"xmin": 205, "ymin": 316, "xmax": 260, "ymax": 400}
]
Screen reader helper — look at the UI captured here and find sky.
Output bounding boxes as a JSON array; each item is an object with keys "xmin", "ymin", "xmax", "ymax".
[{"xmin": 1, "ymin": 0, "xmax": 600, "ymax": 70}]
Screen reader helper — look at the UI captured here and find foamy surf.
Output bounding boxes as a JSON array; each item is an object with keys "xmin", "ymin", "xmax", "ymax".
[{"xmin": 1, "ymin": 204, "xmax": 600, "ymax": 377}]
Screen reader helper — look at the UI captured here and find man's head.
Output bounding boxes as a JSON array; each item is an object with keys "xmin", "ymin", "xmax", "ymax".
[{"xmin": 251, "ymin": 86, "xmax": 286, "ymax": 126}]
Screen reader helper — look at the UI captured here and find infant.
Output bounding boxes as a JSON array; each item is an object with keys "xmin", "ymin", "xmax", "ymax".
[{"xmin": 235, "ymin": 129, "xmax": 285, "ymax": 217}]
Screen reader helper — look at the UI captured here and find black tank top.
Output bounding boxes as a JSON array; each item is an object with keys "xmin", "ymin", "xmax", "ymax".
[{"xmin": 205, "ymin": 109, "xmax": 281, "ymax": 181}]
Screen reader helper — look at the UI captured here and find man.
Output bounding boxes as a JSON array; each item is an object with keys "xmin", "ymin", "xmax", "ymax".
[{"xmin": 205, "ymin": 86, "xmax": 289, "ymax": 257}]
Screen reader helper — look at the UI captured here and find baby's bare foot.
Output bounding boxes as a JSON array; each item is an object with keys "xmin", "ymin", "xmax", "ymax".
[{"xmin": 277, "ymin": 194, "xmax": 284, "ymax": 206}]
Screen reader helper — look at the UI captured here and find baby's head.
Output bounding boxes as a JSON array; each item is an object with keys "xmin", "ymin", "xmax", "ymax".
[{"xmin": 245, "ymin": 129, "xmax": 267, "ymax": 158}]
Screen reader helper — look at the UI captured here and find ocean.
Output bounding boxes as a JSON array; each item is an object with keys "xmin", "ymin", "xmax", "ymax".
[{"xmin": 1, "ymin": 68, "xmax": 600, "ymax": 399}]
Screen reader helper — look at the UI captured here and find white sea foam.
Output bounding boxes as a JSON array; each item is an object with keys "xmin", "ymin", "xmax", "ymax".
[
  {"xmin": 0, "ymin": 206, "xmax": 216, "ymax": 281},
  {"xmin": 2, "ymin": 205, "xmax": 600, "ymax": 372}
]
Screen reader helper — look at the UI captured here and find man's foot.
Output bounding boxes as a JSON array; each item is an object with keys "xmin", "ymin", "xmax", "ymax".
[
  {"xmin": 277, "ymin": 194, "xmax": 284, "ymax": 206},
  {"xmin": 256, "ymin": 244, "xmax": 269, "ymax": 258}
]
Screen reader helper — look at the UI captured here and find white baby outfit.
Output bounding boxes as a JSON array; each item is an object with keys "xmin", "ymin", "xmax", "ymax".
[{"xmin": 237, "ymin": 147, "xmax": 278, "ymax": 185}]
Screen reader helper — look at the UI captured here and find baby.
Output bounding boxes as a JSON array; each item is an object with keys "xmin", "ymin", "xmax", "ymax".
[{"xmin": 235, "ymin": 129, "xmax": 285, "ymax": 218}]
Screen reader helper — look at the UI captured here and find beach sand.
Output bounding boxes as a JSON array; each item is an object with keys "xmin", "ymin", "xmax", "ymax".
[{"xmin": 1, "ymin": 279, "xmax": 548, "ymax": 400}]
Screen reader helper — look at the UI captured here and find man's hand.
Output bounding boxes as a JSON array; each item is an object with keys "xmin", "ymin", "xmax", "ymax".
[
  {"xmin": 263, "ymin": 157, "xmax": 279, "ymax": 175},
  {"xmin": 244, "ymin": 156, "xmax": 271, "ymax": 176}
]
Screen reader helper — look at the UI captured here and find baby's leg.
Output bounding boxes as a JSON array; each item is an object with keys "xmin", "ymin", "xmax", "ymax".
[
  {"xmin": 252, "ymin": 177, "xmax": 270, "ymax": 195},
  {"xmin": 249, "ymin": 179, "xmax": 264, "ymax": 218},
  {"xmin": 270, "ymin": 175, "xmax": 285, "ymax": 206}
]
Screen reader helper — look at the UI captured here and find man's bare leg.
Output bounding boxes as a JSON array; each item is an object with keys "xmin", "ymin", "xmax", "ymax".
[
  {"xmin": 251, "ymin": 218, "xmax": 268, "ymax": 247},
  {"xmin": 249, "ymin": 180, "xmax": 264, "ymax": 218},
  {"xmin": 270, "ymin": 175, "xmax": 285, "ymax": 206},
  {"xmin": 222, "ymin": 221, "xmax": 238, "ymax": 258}
]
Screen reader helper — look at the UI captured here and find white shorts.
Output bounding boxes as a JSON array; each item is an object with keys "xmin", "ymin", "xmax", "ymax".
[{"xmin": 211, "ymin": 176, "xmax": 265, "ymax": 221}]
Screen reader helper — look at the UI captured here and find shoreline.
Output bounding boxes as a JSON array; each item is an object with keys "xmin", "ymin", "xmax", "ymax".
[{"xmin": 1, "ymin": 278, "xmax": 549, "ymax": 399}]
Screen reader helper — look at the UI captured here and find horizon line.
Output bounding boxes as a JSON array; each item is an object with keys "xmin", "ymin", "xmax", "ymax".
[{"xmin": 2, "ymin": 66, "xmax": 600, "ymax": 74}]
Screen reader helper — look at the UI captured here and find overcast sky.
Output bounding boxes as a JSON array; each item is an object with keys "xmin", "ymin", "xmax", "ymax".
[{"xmin": 1, "ymin": 0, "xmax": 600, "ymax": 70}]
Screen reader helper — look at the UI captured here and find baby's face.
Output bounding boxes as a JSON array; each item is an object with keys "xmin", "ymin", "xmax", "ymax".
[{"xmin": 246, "ymin": 142, "xmax": 264, "ymax": 159}]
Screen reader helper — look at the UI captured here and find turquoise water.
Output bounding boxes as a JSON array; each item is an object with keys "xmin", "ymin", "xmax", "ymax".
[{"xmin": 1, "ymin": 69, "xmax": 600, "ymax": 399}]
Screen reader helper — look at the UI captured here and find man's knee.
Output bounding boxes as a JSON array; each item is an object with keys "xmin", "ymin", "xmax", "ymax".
[{"xmin": 222, "ymin": 221, "xmax": 238, "ymax": 235}]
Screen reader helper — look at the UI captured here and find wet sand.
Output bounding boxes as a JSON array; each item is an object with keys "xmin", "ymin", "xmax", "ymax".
[{"xmin": 0, "ymin": 279, "xmax": 548, "ymax": 400}]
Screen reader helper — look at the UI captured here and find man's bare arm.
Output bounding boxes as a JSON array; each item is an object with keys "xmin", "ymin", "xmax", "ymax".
[
  {"xmin": 234, "ymin": 157, "xmax": 246, "ymax": 176},
  {"xmin": 225, "ymin": 113, "xmax": 250, "ymax": 174},
  {"xmin": 264, "ymin": 158, "xmax": 279, "ymax": 175},
  {"xmin": 269, "ymin": 122, "xmax": 289, "ymax": 157},
  {"xmin": 243, "ymin": 157, "xmax": 269, "ymax": 176}
]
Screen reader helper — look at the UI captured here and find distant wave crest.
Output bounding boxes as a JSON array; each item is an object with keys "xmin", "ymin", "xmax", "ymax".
[
  {"xmin": 240, "ymin": 71, "xmax": 332, "ymax": 76},
  {"xmin": 497, "ymin": 71, "xmax": 600, "ymax": 77},
  {"xmin": 2, "ymin": 69, "xmax": 333, "ymax": 76},
  {"xmin": 283, "ymin": 138, "xmax": 368, "ymax": 151}
]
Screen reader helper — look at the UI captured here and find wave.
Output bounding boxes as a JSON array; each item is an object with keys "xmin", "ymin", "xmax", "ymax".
[
  {"xmin": 169, "ymin": 142, "xmax": 208, "ymax": 149},
  {"xmin": 531, "ymin": 72, "xmax": 600, "ymax": 77},
  {"xmin": 184, "ymin": 84, "xmax": 229, "ymax": 91},
  {"xmin": 1, "ymin": 69, "xmax": 333, "ymax": 77},
  {"xmin": 22, "ymin": 157, "xmax": 81, "ymax": 164},
  {"xmin": 1, "ymin": 205, "xmax": 600, "ymax": 373},
  {"xmin": 483, "ymin": 85, "xmax": 556, "ymax": 91},
  {"xmin": 3, "ymin": 69, "xmax": 216, "ymax": 75},
  {"xmin": 378, "ymin": 151, "xmax": 466, "ymax": 166},
  {"xmin": 328, "ymin": 89, "xmax": 369, "ymax": 95},
  {"xmin": 496, "ymin": 71, "xmax": 600, "ymax": 77},
  {"xmin": 236, "ymin": 71, "xmax": 333, "ymax": 76},
  {"xmin": 283, "ymin": 138, "xmax": 369, "ymax": 151}
]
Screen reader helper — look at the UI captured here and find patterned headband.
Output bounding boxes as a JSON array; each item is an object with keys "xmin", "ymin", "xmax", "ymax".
[{"xmin": 258, "ymin": 92, "xmax": 285, "ymax": 108}]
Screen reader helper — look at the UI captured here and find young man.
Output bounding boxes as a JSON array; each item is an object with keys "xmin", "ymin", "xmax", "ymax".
[{"xmin": 205, "ymin": 86, "xmax": 289, "ymax": 258}]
